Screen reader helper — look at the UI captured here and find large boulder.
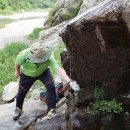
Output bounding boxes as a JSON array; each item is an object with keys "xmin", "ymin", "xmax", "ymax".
[
  {"xmin": 60, "ymin": 0, "xmax": 130, "ymax": 98},
  {"xmin": 2, "ymin": 82, "xmax": 19, "ymax": 103},
  {"xmin": 78, "ymin": 0, "xmax": 104, "ymax": 14},
  {"xmin": 67, "ymin": 108, "xmax": 130, "ymax": 130},
  {"xmin": 44, "ymin": 0, "xmax": 83, "ymax": 27}
]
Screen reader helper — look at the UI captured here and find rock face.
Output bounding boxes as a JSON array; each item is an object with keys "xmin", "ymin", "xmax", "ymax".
[
  {"xmin": 39, "ymin": 22, "xmax": 67, "ymax": 48},
  {"xmin": 78, "ymin": 0, "xmax": 104, "ymax": 14},
  {"xmin": 0, "ymin": 100, "xmax": 47, "ymax": 130},
  {"xmin": 60, "ymin": 0, "xmax": 130, "ymax": 129},
  {"xmin": 61, "ymin": 0, "xmax": 130, "ymax": 98},
  {"xmin": 68, "ymin": 108, "xmax": 130, "ymax": 130},
  {"xmin": 27, "ymin": 115, "xmax": 66, "ymax": 130},
  {"xmin": 44, "ymin": 0, "xmax": 83, "ymax": 27}
]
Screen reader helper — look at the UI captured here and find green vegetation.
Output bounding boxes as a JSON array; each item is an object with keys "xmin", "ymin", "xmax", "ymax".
[
  {"xmin": 89, "ymin": 99, "xmax": 123, "ymax": 115},
  {"xmin": 28, "ymin": 27, "xmax": 43, "ymax": 40},
  {"xmin": 45, "ymin": 6, "xmax": 58, "ymax": 27},
  {"xmin": 0, "ymin": 0, "xmax": 57, "ymax": 14},
  {"xmin": 0, "ymin": 43, "xmax": 28, "ymax": 98},
  {"xmin": 45, "ymin": 0, "xmax": 82, "ymax": 27},
  {"xmin": 94, "ymin": 86, "xmax": 105, "ymax": 100},
  {"xmin": 88, "ymin": 86, "xmax": 123, "ymax": 115},
  {"xmin": 61, "ymin": 0, "xmax": 83, "ymax": 20}
]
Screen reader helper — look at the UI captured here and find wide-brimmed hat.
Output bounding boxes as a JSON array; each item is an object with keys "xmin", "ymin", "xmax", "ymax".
[{"xmin": 26, "ymin": 43, "xmax": 51, "ymax": 63}]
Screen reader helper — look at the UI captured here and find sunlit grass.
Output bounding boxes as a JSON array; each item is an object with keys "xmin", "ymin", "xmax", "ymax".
[
  {"xmin": 0, "ymin": 42, "xmax": 28, "ymax": 99},
  {"xmin": 27, "ymin": 27, "xmax": 43, "ymax": 40}
]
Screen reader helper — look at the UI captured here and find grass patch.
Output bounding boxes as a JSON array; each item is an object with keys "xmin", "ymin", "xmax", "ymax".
[
  {"xmin": 0, "ymin": 42, "xmax": 28, "ymax": 99},
  {"xmin": 27, "ymin": 27, "xmax": 43, "ymax": 40}
]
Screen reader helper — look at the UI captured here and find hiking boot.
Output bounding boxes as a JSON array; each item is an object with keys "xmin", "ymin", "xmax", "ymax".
[
  {"xmin": 13, "ymin": 108, "xmax": 23, "ymax": 121},
  {"xmin": 47, "ymin": 109, "xmax": 56, "ymax": 120}
]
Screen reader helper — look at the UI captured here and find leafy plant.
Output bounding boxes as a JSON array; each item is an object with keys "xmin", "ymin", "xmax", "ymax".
[
  {"xmin": 88, "ymin": 86, "xmax": 123, "ymax": 115},
  {"xmin": 89, "ymin": 99, "xmax": 123, "ymax": 115}
]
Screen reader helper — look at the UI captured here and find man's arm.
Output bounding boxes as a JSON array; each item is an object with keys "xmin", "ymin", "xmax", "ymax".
[
  {"xmin": 56, "ymin": 67, "xmax": 80, "ymax": 92},
  {"xmin": 49, "ymin": 56, "xmax": 74, "ymax": 85},
  {"xmin": 15, "ymin": 64, "xmax": 21, "ymax": 78},
  {"xmin": 56, "ymin": 67, "xmax": 72, "ymax": 84}
]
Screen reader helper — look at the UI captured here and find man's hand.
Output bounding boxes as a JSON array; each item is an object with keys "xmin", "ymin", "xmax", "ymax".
[
  {"xmin": 69, "ymin": 81, "xmax": 80, "ymax": 95},
  {"xmin": 15, "ymin": 64, "xmax": 21, "ymax": 78},
  {"xmin": 15, "ymin": 71, "xmax": 20, "ymax": 78},
  {"xmin": 56, "ymin": 67, "xmax": 80, "ymax": 93}
]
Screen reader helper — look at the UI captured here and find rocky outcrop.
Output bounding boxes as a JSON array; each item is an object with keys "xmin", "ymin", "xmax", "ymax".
[
  {"xmin": 26, "ymin": 115, "xmax": 65, "ymax": 130},
  {"xmin": 60, "ymin": 0, "xmax": 130, "ymax": 129},
  {"xmin": 39, "ymin": 21, "xmax": 67, "ymax": 48},
  {"xmin": 0, "ymin": 100, "xmax": 47, "ymax": 130},
  {"xmin": 44, "ymin": 0, "xmax": 83, "ymax": 27},
  {"xmin": 61, "ymin": 0, "xmax": 130, "ymax": 98},
  {"xmin": 0, "ymin": 95, "xmax": 67, "ymax": 130},
  {"xmin": 2, "ymin": 82, "xmax": 19, "ymax": 103}
]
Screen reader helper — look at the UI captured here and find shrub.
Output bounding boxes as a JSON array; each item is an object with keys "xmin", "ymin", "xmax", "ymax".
[
  {"xmin": 0, "ymin": 0, "xmax": 57, "ymax": 15},
  {"xmin": 0, "ymin": 0, "xmax": 8, "ymax": 10}
]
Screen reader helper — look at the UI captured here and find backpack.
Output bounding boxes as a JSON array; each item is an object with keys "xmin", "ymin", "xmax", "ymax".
[{"xmin": 40, "ymin": 83, "xmax": 65, "ymax": 103}]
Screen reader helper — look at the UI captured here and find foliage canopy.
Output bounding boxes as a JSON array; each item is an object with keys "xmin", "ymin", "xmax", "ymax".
[{"xmin": 0, "ymin": 0, "xmax": 57, "ymax": 14}]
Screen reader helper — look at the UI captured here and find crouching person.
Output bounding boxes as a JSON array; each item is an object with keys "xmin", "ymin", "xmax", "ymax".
[{"xmin": 13, "ymin": 43, "xmax": 74, "ymax": 121}]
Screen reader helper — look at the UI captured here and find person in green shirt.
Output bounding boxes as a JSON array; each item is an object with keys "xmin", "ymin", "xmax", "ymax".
[{"xmin": 13, "ymin": 42, "xmax": 75, "ymax": 121}]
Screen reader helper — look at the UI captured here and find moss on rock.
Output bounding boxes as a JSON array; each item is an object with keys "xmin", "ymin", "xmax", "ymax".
[
  {"xmin": 61, "ymin": 0, "xmax": 83, "ymax": 20},
  {"xmin": 45, "ymin": 0, "xmax": 83, "ymax": 27}
]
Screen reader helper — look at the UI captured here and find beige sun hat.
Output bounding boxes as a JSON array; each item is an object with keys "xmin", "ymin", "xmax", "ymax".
[{"xmin": 26, "ymin": 42, "xmax": 51, "ymax": 63}]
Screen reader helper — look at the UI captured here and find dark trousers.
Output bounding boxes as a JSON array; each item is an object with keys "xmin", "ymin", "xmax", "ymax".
[{"xmin": 16, "ymin": 68, "xmax": 56, "ymax": 112}]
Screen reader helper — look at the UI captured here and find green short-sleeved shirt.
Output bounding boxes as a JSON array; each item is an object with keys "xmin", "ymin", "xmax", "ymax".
[{"xmin": 16, "ymin": 49, "xmax": 59, "ymax": 77}]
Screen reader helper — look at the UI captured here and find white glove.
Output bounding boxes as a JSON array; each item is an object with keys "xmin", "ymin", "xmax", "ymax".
[{"xmin": 70, "ymin": 81, "xmax": 80, "ymax": 95}]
